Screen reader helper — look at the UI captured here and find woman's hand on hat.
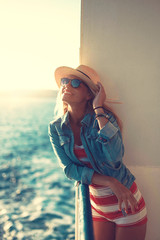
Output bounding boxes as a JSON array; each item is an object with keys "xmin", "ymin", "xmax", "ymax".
[{"xmin": 93, "ymin": 82, "xmax": 106, "ymax": 108}]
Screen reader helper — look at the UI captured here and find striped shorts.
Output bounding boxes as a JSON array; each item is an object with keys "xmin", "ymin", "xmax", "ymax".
[
  {"xmin": 73, "ymin": 144, "xmax": 147, "ymax": 227},
  {"xmin": 89, "ymin": 182, "xmax": 147, "ymax": 227}
]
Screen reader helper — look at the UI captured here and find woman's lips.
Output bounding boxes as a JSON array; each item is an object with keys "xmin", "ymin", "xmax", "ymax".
[{"xmin": 62, "ymin": 90, "xmax": 72, "ymax": 95}]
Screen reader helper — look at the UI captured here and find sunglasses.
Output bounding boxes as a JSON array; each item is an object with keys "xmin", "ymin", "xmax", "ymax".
[{"xmin": 60, "ymin": 78, "xmax": 83, "ymax": 88}]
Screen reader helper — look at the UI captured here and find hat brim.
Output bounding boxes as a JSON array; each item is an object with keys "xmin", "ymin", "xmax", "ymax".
[{"xmin": 54, "ymin": 66, "xmax": 99, "ymax": 95}]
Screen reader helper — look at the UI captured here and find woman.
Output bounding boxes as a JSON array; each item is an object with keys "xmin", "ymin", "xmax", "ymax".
[{"xmin": 48, "ymin": 65, "xmax": 147, "ymax": 240}]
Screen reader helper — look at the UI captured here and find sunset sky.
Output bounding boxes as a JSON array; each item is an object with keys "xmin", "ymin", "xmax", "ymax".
[{"xmin": 0, "ymin": 0, "xmax": 80, "ymax": 91}]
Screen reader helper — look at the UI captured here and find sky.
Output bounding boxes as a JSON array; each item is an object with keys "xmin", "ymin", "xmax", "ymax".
[{"xmin": 0, "ymin": 0, "xmax": 81, "ymax": 91}]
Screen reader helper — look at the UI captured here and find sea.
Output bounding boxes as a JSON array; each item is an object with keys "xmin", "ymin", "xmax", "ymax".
[{"xmin": 0, "ymin": 94, "xmax": 75, "ymax": 240}]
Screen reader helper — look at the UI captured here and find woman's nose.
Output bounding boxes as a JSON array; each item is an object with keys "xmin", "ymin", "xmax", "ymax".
[
  {"xmin": 62, "ymin": 81, "xmax": 72, "ymax": 90},
  {"xmin": 64, "ymin": 80, "xmax": 72, "ymax": 88}
]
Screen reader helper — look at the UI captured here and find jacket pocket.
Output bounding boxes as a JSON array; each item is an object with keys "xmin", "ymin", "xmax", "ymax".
[
  {"xmin": 59, "ymin": 135, "xmax": 70, "ymax": 146},
  {"xmin": 87, "ymin": 129, "xmax": 99, "ymax": 140}
]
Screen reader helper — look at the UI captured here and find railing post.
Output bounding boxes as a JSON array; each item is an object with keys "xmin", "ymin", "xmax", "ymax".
[{"xmin": 75, "ymin": 182, "xmax": 94, "ymax": 240}]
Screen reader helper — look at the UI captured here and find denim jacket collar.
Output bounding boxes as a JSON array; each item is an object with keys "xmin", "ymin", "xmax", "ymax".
[
  {"xmin": 60, "ymin": 111, "xmax": 94, "ymax": 129},
  {"xmin": 81, "ymin": 112, "xmax": 94, "ymax": 127},
  {"xmin": 60, "ymin": 112, "xmax": 70, "ymax": 129}
]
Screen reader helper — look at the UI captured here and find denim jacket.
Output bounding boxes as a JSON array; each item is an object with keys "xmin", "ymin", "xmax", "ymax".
[{"xmin": 48, "ymin": 110, "xmax": 135, "ymax": 189}]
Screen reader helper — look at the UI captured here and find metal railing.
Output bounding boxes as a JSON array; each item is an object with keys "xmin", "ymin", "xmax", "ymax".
[{"xmin": 75, "ymin": 182, "xmax": 94, "ymax": 240}]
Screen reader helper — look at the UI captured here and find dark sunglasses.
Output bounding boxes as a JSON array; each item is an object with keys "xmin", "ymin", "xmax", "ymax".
[{"xmin": 60, "ymin": 78, "xmax": 83, "ymax": 88}]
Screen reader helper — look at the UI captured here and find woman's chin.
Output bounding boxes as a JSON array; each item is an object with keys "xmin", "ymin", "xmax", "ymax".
[{"xmin": 62, "ymin": 94, "xmax": 72, "ymax": 103}]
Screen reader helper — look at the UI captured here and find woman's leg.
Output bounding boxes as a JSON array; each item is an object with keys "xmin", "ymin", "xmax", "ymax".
[
  {"xmin": 93, "ymin": 220, "xmax": 116, "ymax": 240},
  {"xmin": 115, "ymin": 223, "xmax": 147, "ymax": 240}
]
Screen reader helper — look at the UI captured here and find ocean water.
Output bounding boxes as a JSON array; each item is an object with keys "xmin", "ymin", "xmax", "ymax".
[{"xmin": 0, "ymin": 97, "xmax": 75, "ymax": 240}]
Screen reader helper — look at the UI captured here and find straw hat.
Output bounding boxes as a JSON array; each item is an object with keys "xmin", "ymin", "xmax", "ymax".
[
  {"xmin": 55, "ymin": 64, "xmax": 122, "ymax": 104},
  {"xmin": 54, "ymin": 65, "xmax": 100, "ymax": 95}
]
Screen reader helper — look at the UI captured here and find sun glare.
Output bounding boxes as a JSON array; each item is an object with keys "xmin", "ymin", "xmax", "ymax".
[{"xmin": 0, "ymin": 0, "xmax": 81, "ymax": 91}]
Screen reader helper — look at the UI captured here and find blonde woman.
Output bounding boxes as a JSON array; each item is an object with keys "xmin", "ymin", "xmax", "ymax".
[{"xmin": 48, "ymin": 65, "xmax": 147, "ymax": 240}]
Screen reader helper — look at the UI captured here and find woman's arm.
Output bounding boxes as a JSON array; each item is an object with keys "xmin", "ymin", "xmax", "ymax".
[
  {"xmin": 48, "ymin": 122, "xmax": 95, "ymax": 185},
  {"xmin": 92, "ymin": 172, "xmax": 138, "ymax": 214},
  {"xmin": 93, "ymin": 82, "xmax": 108, "ymax": 129},
  {"xmin": 92, "ymin": 82, "xmax": 138, "ymax": 213},
  {"xmin": 93, "ymin": 82, "xmax": 124, "ymax": 167}
]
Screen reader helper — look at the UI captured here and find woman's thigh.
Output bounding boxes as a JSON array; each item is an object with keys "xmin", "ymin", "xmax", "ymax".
[
  {"xmin": 93, "ymin": 220, "xmax": 116, "ymax": 240},
  {"xmin": 115, "ymin": 223, "xmax": 147, "ymax": 240}
]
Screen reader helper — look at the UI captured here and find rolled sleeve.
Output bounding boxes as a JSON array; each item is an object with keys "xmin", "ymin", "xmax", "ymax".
[
  {"xmin": 64, "ymin": 161, "xmax": 95, "ymax": 185},
  {"xmin": 98, "ymin": 121, "xmax": 119, "ymax": 140}
]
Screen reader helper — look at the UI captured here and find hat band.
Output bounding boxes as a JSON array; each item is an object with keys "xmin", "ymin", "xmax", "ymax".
[{"xmin": 76, "ymin": 69, "xmax": 91, "ymax": 80}]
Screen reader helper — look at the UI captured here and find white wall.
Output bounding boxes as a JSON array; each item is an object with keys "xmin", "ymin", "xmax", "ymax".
[{"xmin": 80, "ymin": 0, "xmax": 160, "ymax": 239}]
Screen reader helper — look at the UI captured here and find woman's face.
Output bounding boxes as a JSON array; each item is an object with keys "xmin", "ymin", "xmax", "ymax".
[{"xmin": 60, "ymin": 75, "xmax": 92, "ymax": 105}]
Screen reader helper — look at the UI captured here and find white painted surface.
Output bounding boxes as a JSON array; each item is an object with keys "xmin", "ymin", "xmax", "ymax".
[
  {"xmin": 129, "ymin": 166, "xmax": 160, "ymax": 240},
  {"xmin": 80, "ymin": 0, "xmax": 160, "ymax": 239}
]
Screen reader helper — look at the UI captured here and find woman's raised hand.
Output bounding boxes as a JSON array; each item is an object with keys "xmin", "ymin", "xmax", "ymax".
[{"xmin": 93, "ymin": 82, "xmax": 106, "ymax": 108}]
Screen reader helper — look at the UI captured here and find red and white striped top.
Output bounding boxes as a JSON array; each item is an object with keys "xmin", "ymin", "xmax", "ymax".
[{"xmin": 74, "ymin": 144, "xmax": 93, "ymax": 169}]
